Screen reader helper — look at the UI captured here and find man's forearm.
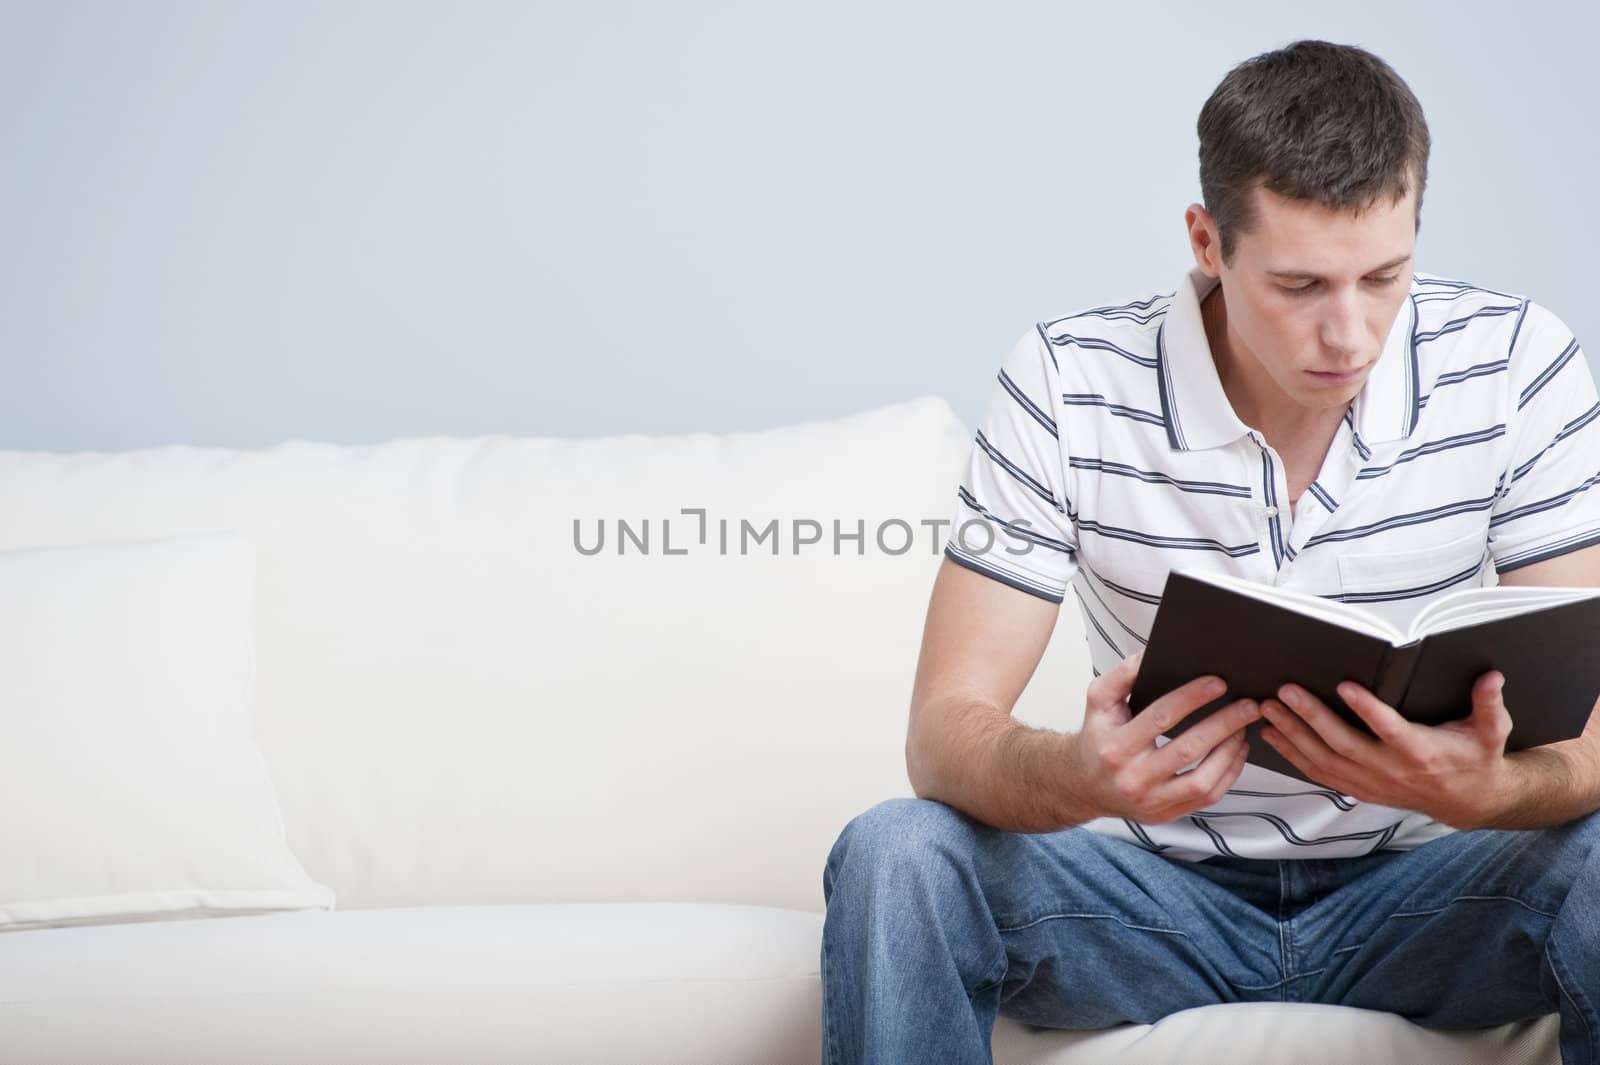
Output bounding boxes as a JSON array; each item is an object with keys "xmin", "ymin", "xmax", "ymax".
[
  {"xmin": 1477, "ymin": 737, "xmax": 1600, "ymax": 830},
  {"xmin": 909, "ymin": 701, "xmax": 1103, "ymax": 833}
]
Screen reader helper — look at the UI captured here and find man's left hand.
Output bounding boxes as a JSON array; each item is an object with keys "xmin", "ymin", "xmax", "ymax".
[{"xmin": 1259, "ymin": 671, "xmax": 1514, "ymax": 830}]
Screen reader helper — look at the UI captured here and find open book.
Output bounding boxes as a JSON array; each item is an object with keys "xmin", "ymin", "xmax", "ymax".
[{"xmin": 1126, "ymin": 568, "xmax": 1600, "ymax": 785}]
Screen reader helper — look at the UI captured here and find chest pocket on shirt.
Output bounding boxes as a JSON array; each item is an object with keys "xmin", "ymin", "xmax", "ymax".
[{"xmin": 1336, "ymin": 528, "xmax": 1489, "ymax": 600}]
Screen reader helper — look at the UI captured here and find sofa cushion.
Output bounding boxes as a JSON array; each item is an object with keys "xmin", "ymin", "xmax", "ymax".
[
  {"xmin": 0, "ymin": 396, "xmax": 1095, "ymax": 912},
  {"xmin": 0, "ymin": 902, "xmax": 824, "ymax": 1064},
  {"xmin": 0, "ymin": 902, "xmax": 1557, "ymax": 1064},
  {"xmin": 0, "ymin": 532, "xmax": 334, "ymax": 932}
]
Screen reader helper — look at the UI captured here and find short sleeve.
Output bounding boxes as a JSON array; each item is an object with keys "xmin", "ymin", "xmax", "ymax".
[
  {"xmin": 1488, "ymin": 301, "xmax": 1600, "ymax": 573},
  {"xmin": 942, "ymin": 326, "xmax": 1079, "ymax": 602}
]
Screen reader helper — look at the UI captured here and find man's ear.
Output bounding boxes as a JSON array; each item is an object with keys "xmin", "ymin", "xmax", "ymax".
[{"xmin": 1184, "ymin": 203, "xmax": 1223, "ymax": 278}]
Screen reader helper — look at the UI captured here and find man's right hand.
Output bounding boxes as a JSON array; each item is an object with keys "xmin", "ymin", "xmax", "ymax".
[{"xmin": 1065, "ymin": 650, "xmax": 1262, "ymax": 825}]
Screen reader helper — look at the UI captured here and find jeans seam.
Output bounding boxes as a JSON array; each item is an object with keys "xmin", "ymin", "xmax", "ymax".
[
  {"xmin": 996, "ymin": 912, "xmax": 1190, "ymax": 938},
  {"xmin": 1387, "ymin": 894, "xmax": 1561, "ymax": 921},
  {"xmin": 991, "ymin": 913, "xmax": 1329, "ymax": 998},
  {"xmin": 1231, "ymin": 967, "xmax": 1327, "ymax": 992},
  {"xmin": 1547, "ymin": 936, "xmax": 1595, "ymax": 1059},
  {"xmin": 972, "ymin": 967, "xmax": 1008, "ymax": 996},
  {"xmin": 973, "ymin": 932, "xmax": 1010, "ymax": 997},
  {"xmin": 821, "ymin": 920, "xmax": 838, "ymax": 1065},
  {"xmin": 1276, "ymin": 861, "xmax": 1290, "ymax": 1002}
]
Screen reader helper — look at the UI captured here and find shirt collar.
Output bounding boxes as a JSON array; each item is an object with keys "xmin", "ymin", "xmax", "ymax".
[{"xmin": 1155, "ymin": 266, "xmax": 1420, "ymax": 452}]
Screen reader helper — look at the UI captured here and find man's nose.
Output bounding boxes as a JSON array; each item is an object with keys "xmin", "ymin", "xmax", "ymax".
[{"xmin": 1319, "ymin": 289, "xmax": 1367, "ymax": 361}]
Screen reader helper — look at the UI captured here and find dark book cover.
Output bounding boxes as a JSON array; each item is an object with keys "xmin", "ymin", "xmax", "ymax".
[{"xmin": 1126, "ymin": 570, "xmax": 1600, "ymax": 785}]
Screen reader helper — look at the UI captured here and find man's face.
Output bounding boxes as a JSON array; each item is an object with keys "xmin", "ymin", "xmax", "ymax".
[{"xmin": 1198, "ymin": 183, "xmax": 1418, "ymax": 413}]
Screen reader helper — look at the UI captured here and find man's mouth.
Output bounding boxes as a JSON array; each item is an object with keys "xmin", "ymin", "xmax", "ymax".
[{"xmin": 1306, "ymin": 365, "xmax": 1370, "ymax": 384}]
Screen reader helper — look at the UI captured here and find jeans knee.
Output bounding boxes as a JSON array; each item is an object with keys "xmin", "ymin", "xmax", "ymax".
[
  {"xmin": 1539, "ymin": 806, "xmax": 1600, "ymax": 866},
  {"xmin": 1568, "ymin": 806, "xmax": 1600, "ymax": 842},
  {"xmin": 824, "ymin": 796, "xmax": 985, "ymax": 900},
  {"xmin": 1560, "ymin": 807, "xmax": 1600, "ymax": 877}
]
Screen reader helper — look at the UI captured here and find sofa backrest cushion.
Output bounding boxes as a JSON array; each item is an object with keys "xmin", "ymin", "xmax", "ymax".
[{"xmin": 0, "ymin": 397, "xmax": 1092, "ymax": 912}]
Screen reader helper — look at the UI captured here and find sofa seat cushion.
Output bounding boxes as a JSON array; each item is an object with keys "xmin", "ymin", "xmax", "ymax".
[
  {"xmin": 0, "ymin": 902, "xmax": 823, "ymax": 1064},
  {"xmin": 0, "ymin": 901, "xmax": 1557, "ymax": 1064},
  {"xmin": 994, "ymin": 1003, "xmax": 1558, "ymax": 1065}
]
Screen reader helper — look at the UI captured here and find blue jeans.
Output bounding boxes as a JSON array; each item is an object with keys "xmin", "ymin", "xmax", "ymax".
[{"xmin": 820, "ymin": 796, "xmax": 1600, "ymax": 1064}]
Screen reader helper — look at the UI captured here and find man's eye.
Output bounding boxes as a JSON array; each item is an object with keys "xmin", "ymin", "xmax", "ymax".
[{"xmin": 1280, "ymin": 275, "xmax": 1399, "ymax": 296}]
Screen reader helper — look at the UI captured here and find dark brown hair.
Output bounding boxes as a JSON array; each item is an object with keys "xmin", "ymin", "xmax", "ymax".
[{"xmin": 1198, "ymin": 40, "xmax": 1430, "ymax": 261}]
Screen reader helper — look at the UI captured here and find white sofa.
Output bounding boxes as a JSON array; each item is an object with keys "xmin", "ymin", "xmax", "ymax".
[{"xmin": 0, "ymin": 397, "xmax": 1561, "ymax": 1064}]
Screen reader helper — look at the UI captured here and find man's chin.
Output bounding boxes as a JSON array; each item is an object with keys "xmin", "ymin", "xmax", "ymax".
[{"xmin": 1289, "ymin": 384, "xmax": 1365, "ymax": 415}]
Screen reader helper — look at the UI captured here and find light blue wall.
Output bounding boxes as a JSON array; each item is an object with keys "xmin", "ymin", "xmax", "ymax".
[{"xmin": 2, "ymin": 1, "xmax": 1596, "ymax": 451}]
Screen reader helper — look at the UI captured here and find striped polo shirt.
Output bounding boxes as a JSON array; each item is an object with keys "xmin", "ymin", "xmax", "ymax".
[{"xmin": 945, "ymin": 265, "xmax": 1600, "ymax": 861}]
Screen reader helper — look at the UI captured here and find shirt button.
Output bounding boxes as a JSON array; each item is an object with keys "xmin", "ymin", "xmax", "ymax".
[{"xmin": 1263, "ymin": 505, "xmax": 1279, "ymax": 517}]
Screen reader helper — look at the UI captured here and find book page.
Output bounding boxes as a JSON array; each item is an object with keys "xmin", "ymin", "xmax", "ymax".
[{"xmin": 1409, "ymin": 585, "xmax": 1600, "ymax": 639}]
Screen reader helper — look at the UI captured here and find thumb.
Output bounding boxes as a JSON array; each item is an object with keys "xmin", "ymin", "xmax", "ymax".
[
  {"xmin": 1470, "ymin": 671, "xmax": 1512, "ymax": 749},
  {"xmin": 1086, "ymin": 650, "xmax": 1142, "ymax": 724}
]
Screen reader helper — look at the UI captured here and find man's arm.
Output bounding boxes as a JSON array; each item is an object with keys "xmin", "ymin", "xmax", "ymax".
[
  {"xmin": 905, "ymin": 557, "xmax": 1260, "ymax": 833},
  {"xmin": 1468, "ymin": 302, "xmax": 1600, "ymax": 827},
  {"xmin": 905, "ymin": 558, "xmax": 1087, "ymax": 833},
  {"xmin": 1479, "ymin": 541, "xmax": 1600, "ymax": 829}
]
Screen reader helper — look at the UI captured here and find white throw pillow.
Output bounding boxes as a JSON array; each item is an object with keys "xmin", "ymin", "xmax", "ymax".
[{"xmin": 0, "ymin": 531, "xmax": 334, "ymax": 932}]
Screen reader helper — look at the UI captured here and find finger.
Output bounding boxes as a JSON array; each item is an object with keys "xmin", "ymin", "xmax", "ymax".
[
  {"xmin": 1259, "ymin": 721, "xmax": 1320, "ymax": 781},
  {"xmin": 1085, "ymin": 651, "xmax": 1144, "ymax": 718},
  {"xmin": 1333, "ymin": 681, "xmax": 1417, "ymax": 749},
  {"xmin": 1146, "ymin": 698, "xmax": 1261, "ymax": 779},
  {"xmin": 1260, "ymin": 696, "xmax": 1343, "ymax": 776},
  {"xmin": 1274, "ymin": 684, "xmax": 1380, "ymax": 763},
  {"xmin": 1147, "ymin": 731, "xmax": 1249, "ymax": 820},
  {"xmin": 1119, "ymin": 673, "xmax": 1228, "ymax": 749},
  {"xmin": 1269, "ymin": 692, "xmax": 1391, "ymax": 787}
]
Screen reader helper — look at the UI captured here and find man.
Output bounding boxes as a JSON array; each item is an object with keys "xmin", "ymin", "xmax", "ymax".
[{"xmin": 821, "ymin": 40, "xmax": 1600, "ymax": 1065}]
